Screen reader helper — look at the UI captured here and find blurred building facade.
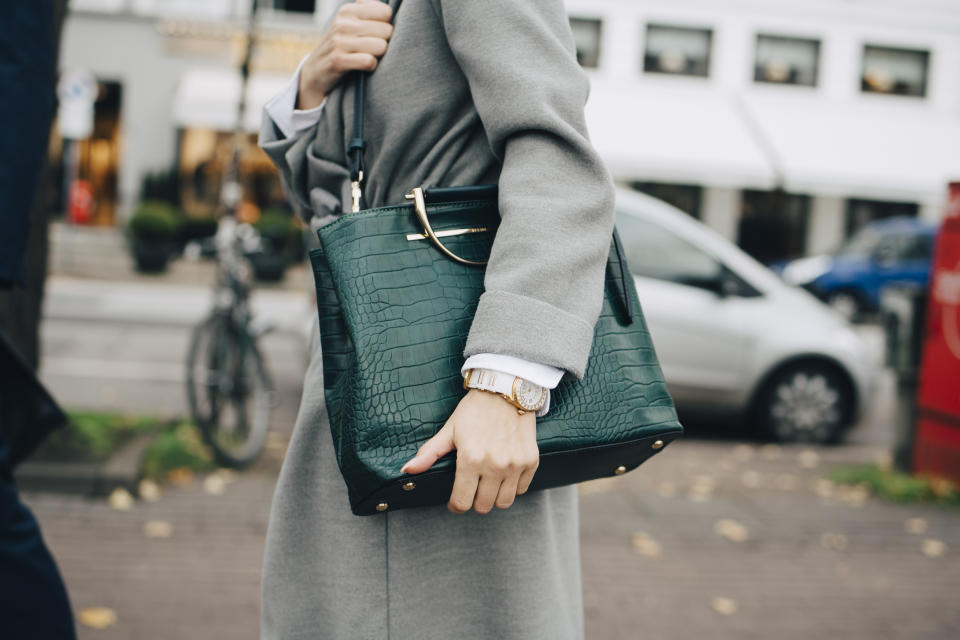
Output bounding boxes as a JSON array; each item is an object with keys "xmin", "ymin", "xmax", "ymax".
[
  {"xmin": 570, "ymin": 0, "xmax": 960, "ymax": 263},
  {"xmin": 59, "ymin": 0, "xmax": 960, "ymax": 264},
  {"xmin": 58, "ymin": 0, "xmax": 341, "ymax": 224}
]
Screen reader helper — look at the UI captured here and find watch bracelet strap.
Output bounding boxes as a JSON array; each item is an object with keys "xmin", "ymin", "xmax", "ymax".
[{"xmin": 462, "ymin": 368, "xmax": 549, "ymax": 415}]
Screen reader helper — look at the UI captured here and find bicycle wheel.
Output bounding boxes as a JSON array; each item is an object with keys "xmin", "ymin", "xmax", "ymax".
[{"xmin": 186, "ymin": 314, "xmax": 273, "ymax": 467}]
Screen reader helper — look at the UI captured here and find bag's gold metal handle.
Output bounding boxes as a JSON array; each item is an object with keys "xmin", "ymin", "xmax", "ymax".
[{"xmin": 405, "ymin": 187, "xmax": 488, "ymax": 266}]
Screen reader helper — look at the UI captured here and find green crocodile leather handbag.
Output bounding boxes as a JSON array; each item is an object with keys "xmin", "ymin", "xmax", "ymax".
[{"xmin": 307, "ymin": 62, "xmax": 683, "ymax": 519}]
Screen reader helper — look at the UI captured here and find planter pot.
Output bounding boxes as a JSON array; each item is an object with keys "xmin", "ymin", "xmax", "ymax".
[{"xmin": 131, "ymin": 241, "xmax": 176, "ymax": 273}]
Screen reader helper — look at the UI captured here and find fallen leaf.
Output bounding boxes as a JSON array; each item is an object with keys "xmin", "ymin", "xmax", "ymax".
[
  {"xmin": 811, "ymin": 478, "xmax": 835, "ymax": 499},
  {"xmin": 214, "ymin": 468, "xmax": 237, "ymax": 484},
  {"xmin": 204, "ymin": 474, "xmax": 227, "ymax": 496},
  {"xmin": 688, "ymin": 475, "xmax": 715, "ymax": 502},
  {"xmin": 731, "ymin": 444, "xmax": 754, "ymax": 462},
  {"xmin": 167, "ymin": 467, "xmax": 194, "ymax": 487},
  {"xmin": 142, "ymin": 520, "xmax": 173, "ymax": 539},
  {"xmin": 904, "ymin": 517, "xmax": 928, "ymax": 535},
  {"xmin": 631, "ymin": 532, "xmax": 663, "ymax": 558},
  {"xmin": 821, "ymin": 532, "xmax": 848, "ymax": 551},
  {"xmin": 657, "ymin": 481, "xmax": 677, "ymax": 498},
  {"xmin": 711, "ymin": 596, "xmax": 738, "ymax": 616},
  {"xmin": 740, "ymin": 470, "xmax": 762, "ymax": 489},
  {"xmin": 714, "ymin": 518, "xmax": 749, "ymax": 542},
  {"xmin": 797, "ymin": 449, "xmax": 820, "ymax": 469},
  {"xmin": 108, "ymin": 488, "xmax": 134, "ymax": 511},
  {"xmin": 692, "ymin": 475, "xmax": 716, "ymax": 490},
  {"xmin": 759, "ymin": 444, "xmax": 781, "ymax": 461},
  {"xmin": 921, "ymin": 539, "xmax": 947, "ymax": 558},
  {"xmin": 873, "ymin": 451, "xmax": 894, "ymax": 471},
  {"xmin": 78, "ymin": 606, "xmax": 117, "ymax": 629},
  {"xmin": 775, "ymin": 474, "xmax": 798, "ymax": 491},
  {"xmin": 138, "ymin": 479, "xmax": 162, "ymax": 502},
  {"xmin": 836, "ymin": 484, "xmax": 869, "ymax": 507},
  {"xmin": 928, "ymin": 476, "xmax": 957, "ymax": 499}
]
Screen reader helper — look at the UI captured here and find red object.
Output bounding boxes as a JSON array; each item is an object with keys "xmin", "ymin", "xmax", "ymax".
[
  {"xmin": 68, "ymin": 179, "xmax": 94, "ymax": 224},
  {"xmin": 914, "ymin": 181, "xmax": 960, "ymax": 484}
]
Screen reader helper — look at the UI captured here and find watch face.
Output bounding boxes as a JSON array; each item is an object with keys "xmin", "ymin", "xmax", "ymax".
[{"xmin": 514, "ymin": 378, "xmax": 545, "ymax": 411}]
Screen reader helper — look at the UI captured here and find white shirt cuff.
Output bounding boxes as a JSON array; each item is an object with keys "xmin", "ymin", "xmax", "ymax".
[
  {"xmin": 461, "ymin": 353, "xmax": 565, "ymax": 417},
  {"xmin": 264, "ymin": 52, "xmax": 326, "ymax": 139}
]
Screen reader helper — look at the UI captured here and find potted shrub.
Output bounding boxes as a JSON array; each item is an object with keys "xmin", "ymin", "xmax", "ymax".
[
  {"xmin": 249, "ymin": 209, "xmax": 300, "ymax": 282},
  {"xmin": 127, "ymin": 201, "xmax": 181, "ymax": 273}
]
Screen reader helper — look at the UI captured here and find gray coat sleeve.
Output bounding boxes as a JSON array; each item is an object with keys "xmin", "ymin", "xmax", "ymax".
[
  {"xmin": 431, "ymin": 0, "xmax": 616, "ymax": 380},
  {"xmin": 258, "ymin": 113, "xmax": 345, "ymax": 228}
]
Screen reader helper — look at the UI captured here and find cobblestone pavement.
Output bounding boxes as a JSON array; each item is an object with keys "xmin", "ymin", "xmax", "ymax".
[{"xmin": 22, "ymin": 438, "xmax": 960, "ymax": 640}]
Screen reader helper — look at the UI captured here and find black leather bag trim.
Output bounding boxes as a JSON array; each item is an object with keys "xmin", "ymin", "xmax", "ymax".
[{"xmin": 351, "ymin": 431, "xmax": 682, "ymax": 515}]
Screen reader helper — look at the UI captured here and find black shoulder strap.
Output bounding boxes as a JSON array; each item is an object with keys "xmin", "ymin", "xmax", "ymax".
[{"xmin": 347, "ymin": 0, "xmax": 395, "ymax": 211}]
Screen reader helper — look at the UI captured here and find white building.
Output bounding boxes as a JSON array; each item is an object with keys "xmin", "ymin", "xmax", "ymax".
[
  {"xmin": 60, "ymin": 0, "xmax": 340, "ymax": 224},
  {"xmin": 61, "ymin": 0, "xmax": 960, "ymax": 264},
  {"xmin": 568, "ymin": 0, "xmax": 960, "ymax": 262}
]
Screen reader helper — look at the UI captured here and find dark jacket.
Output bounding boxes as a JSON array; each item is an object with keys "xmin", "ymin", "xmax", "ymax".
[{"xmin": 0, "ymin": 1, "xmax": 56, "ymax": 288}]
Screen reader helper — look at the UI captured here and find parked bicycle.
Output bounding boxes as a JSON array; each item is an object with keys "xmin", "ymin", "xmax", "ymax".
[{"xmin": 185, "ymin": 214, "xmax": 274, "ymax": 468}]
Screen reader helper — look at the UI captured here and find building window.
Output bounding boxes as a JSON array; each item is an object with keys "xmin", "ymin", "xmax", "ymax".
[
  {"xmin": 845, "ymin": 198, "xmax": 919, "ymax": 238},
  {"xmin": 570, "ymin": 17, "xmax": 602, "ymax": 69},
  {"xmin": 754, "ymin": 34, "xmax": 820, "ymax": 87},
  {"xmin": 631, "ymin": 182, "xmax": 703, "ymax": 219},
  {"xmin": 738, "ymin": 189, "xmax": 810, "ymax": 265},
  {"xmin": 643, "ymin": 24, "xmax": 712, "ymax": 77},
  {"xmin": 861, "ymin": 45, "xmax": 929, "ymax": 97},
  {"xmin": 271, "ymin": 0, "xmax": 316, "ymax": 14}
]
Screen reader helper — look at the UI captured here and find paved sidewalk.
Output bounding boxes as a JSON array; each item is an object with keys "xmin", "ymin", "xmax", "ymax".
[{"xmin": 22, "ymin": 438, "xmax": 960, "ymax": 640}]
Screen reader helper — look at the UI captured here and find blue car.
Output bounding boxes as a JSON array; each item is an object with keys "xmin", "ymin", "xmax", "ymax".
[{"xmin": 775, "ymin": 217, "xmax": 937, "ymax": 319}]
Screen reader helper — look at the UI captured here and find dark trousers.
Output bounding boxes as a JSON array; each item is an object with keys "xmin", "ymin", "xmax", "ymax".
[{"xmin": 0, "ymin": 433, "xmax": 76, "ymax": 639}]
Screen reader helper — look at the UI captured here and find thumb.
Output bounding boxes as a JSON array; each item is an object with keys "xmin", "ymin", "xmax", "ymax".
[{"xmin": 401, "ymin": 423, "xmax": 454, "ymax": 474}]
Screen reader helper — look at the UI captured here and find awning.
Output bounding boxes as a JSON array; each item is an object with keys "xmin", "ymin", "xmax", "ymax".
[
  {"xmin": 585, "ymin": 80, "xmax": 779, "ymax": 190},
  {"xmin": 172, "ymin": 67, "xmax": 289, "ymax": 133},
  {"xmin": 740, "ymin": 93, "xmax": 960, "ymax": 202}
]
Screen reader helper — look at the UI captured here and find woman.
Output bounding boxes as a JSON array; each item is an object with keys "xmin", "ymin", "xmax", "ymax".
[{"xmin": 258, "ymin": 1, "xmax": 615, "ymax": 638}]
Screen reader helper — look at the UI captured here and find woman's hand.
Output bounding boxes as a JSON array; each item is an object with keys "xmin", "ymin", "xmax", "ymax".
[
  {"xmin": 297, "ymin": 0, "xmax": 394, "ymax": 110},
  {"xmin": 401, "ymin": 389, "xmax": 540, "ymax": 514}
]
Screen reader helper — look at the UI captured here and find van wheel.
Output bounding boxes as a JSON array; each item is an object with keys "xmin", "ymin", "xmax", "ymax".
[
  {"xmin": 825, "ymin": 290, "xmax": 862, "ymax": 322},
  {"xmin": 753, "ymin": 363, "xmax": 852, "ymax": 444}
]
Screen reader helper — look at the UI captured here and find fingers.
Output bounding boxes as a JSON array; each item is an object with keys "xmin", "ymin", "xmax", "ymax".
[
  {"xmin": 473, "ymin": 474, "xmax": 502, "ymax": 514},
  {"xmin": 326, "ymin": 51, "xmax": 379, "ymax": 74},
  {"xmin": 448, "ymin": 461, "xmax": 480, "ymax": 514},
  {"xmin": 339, "ymin": 0, "xmax": 393, "ymax": 23},
  {"xmin": 401, "ymin": 424, "xmax": 454, "ymax": 475},
  {"xmin": 332, "ymin": 16, "xmax": 394, "ymax": 40},
  {"xmin": 517, "ymin": 462, "xmax": 538, "ymax": 496},
  {"xmin": 333, "ymin": 35, "xmax": 389, "ymax": 57},
  {"xmin": 495, "ymin": 473, "xmax": 521, "ymax": 510}
]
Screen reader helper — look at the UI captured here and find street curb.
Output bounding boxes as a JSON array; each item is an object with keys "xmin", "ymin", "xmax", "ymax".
[{"xmin": 15, "ymin": 433, "xmax": 156, "ymax": 497}]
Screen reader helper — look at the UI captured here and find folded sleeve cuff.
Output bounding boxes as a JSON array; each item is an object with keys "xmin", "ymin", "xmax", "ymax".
[
  {"xmin": 460, "ymin": 353, "xmax": 564, "ymax": 388},
  {"xmin": 264, "ymin": 52, "xmax": 325, "ymax": 139},
  {"xmin": 463, "ymin": 289, "xmax": 596, "ymax": 380}
]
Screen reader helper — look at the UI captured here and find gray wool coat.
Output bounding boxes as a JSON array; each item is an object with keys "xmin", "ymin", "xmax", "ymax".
[{"xmin": 258, "ymin": 0, "xmax": 616, "ymax": 638}]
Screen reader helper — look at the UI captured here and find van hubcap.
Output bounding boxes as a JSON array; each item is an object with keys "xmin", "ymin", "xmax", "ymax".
[{"xmin": 769, "ymin": 372, "xmax": 841, "ymax": 440}]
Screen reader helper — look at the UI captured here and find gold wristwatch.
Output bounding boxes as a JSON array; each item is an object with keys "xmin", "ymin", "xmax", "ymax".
[{"xmin": 462, "ymin": 367, "xmax": 547, "ymax": 415}]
